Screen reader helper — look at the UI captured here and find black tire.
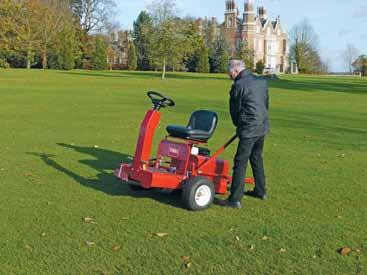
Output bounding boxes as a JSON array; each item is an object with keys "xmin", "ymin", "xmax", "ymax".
[{"xmin": 182, "ymin": 176, "xmax": 215, "ymax": 211}]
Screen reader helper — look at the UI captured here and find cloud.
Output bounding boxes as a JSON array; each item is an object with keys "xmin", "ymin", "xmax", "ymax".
[{"xmin": 353, "ymin": 6, "xmax": 367, "ymax": 18}]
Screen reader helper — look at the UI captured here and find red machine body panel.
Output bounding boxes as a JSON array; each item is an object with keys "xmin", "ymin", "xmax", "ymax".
[{"xmin": 132, "ymin": 110, "xmax": 161, "ymax": 169}]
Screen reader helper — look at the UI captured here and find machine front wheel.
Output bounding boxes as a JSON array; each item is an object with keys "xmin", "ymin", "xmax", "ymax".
[{"xmin": 182, "ymin": 176, "xmax": 215, "ymax": 211}]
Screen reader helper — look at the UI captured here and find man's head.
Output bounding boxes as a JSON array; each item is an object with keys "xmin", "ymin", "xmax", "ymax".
[{"xmin": 228, "ymin": 60, "xmax": 246, "ymax": 80}]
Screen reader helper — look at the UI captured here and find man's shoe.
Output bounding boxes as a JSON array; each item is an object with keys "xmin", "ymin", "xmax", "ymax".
[
  {"xmin": 245, "ymin": 191, "xmax": 267, "ymax": 200},
  {"xmin": 215, "ymin": 199, "xmax": 242, "ymax": 209}
]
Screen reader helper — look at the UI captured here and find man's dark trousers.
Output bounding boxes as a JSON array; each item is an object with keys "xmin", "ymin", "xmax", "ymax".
[{"xmin": 228, "ymin": 135, "xmax": 266, "ymax": 203}]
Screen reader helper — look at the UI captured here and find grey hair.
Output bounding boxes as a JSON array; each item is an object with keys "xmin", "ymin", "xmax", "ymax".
[{"xmin": 228, "ymin": 59, "xmax": 246, "ymax": 73}]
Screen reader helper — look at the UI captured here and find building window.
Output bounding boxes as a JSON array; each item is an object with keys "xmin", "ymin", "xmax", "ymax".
[
  {"xmin": 283, "ymin": 39, "xmax": 287, "ymax": 54},
  {"xmin": 227, "ymin": 17, "xmax": 233, "ymax": 28}
]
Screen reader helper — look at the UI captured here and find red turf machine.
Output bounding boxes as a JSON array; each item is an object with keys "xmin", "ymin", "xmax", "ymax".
[{"xmin": 115, "ymin": 92, "xmax": 254, "ymax": 211}]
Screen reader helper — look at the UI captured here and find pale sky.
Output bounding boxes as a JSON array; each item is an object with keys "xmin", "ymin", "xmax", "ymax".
[{"xmin": 115, "ymin": 0, "xmax": 367, "ymax": 72}]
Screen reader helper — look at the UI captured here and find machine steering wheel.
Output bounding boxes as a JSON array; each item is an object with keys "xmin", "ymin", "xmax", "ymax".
[{"xmin": 147, "ymin": 91, "xmax": 175, "ymax": 110}]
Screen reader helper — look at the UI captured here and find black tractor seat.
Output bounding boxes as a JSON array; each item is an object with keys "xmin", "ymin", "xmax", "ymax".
[{"xmin": 166, "ymin": 110, "xmax": 218, "ymax": 142}]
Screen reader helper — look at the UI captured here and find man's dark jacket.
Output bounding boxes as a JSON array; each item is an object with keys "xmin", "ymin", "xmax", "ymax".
[{"xmin": 229, "ymin": 69, "xmax": 269, "ymax": 138}]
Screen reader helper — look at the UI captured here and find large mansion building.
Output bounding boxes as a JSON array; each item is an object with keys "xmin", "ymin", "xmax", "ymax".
[{"xmin": 197, "ymin": 0, "xmax": 295, "ymax": 73}]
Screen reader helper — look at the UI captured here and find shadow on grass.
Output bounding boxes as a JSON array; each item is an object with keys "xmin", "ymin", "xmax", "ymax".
[
  {"xmin": 269, "ymin": 78, "xmax": 367, "ymax": 95},
  {"xmin": 28, "ymin": 143, "xmax": 183, "ymax": 209},
  {"xmin": 59, "ymin": 70, "xmax": 228, "ymax": 81}
]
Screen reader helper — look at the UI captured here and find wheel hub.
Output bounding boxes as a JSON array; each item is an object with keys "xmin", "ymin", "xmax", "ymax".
[{"xmin": 195, "ymin": 185, "xmax": 212, "ymax": 207}]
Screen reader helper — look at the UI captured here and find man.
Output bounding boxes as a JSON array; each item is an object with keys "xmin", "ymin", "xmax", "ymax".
[{"xmin": 218, "ymin": 60, "xmax": 269, "ymax": 209}]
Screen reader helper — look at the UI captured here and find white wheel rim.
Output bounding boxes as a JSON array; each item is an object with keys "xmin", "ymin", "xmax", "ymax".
[{"xmin": 195, "ymin": 185, "xmax": 212, "ymax": 207}]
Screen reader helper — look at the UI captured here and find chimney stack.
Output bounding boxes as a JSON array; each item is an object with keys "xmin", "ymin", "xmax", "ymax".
[{"xmin": 257, "ymin": 6, "xmax": 267, "ymax": 20}]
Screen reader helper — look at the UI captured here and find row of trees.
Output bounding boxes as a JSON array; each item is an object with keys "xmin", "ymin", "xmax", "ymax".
[
  {"xmin": 352, "ymin": 55, "xmax": 367, "ymax": 76},
  {"xmin": 1, "ymin": 0, "xmax": 364, "ymax": 75},
  {"xmin": 0, "ymin": 0, "xmax": 116, "ymax": 70},
  {"xmin": 0, "ymin": 0, "xmax": 257, "ymax": 76},
  {"xmin": 289, "ymin": 19, "xmax": 365, "ymax": 75},
  {"xmin": 132, "ymin": 9, "xmax": 232, "ymax": 78},
  {"xmin": 342, "ymin": 44, "xmax": 366, "ymax": 76}
]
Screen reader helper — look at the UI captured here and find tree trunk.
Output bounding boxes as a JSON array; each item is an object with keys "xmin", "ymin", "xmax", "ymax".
[
  {"xmin": 42, "ymin": 46, "xmax": 47, "ymax": 69},
  {"xmin": 27, "ymin": 48, "xmax": 32, "ymax": 69},
  {"xmin": 162, "ymin": 59, "xmax": 166, "ymax": 80}
]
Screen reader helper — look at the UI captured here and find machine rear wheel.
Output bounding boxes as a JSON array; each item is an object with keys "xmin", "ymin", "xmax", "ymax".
[{"xmin": 182, "ymin": 176, "xmax": 215, "ymax": 211}]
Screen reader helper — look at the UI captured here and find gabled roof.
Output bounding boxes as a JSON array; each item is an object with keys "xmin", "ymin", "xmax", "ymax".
[{"xmin": 260, "ymin": 18, "xmax": 267, "ymax": 27}]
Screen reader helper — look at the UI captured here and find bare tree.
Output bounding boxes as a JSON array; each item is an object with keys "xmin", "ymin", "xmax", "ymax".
[
  {"xmin": 290, "ymin": 18, "xmax": 323, "ymax": 74},
  {"xmin": 37, "ymin": 0, "xmax": 73, "ymax": 69},
  {"xmin": 148, "ymin": 0, "xmax": 180, "ymax": 79},
  {"xmin": 342, "ymin": 44, "xmax": 360, "ymax": 74},
  {"xmin": 148, "ymin": 0, "xmax": 179, "ymax": 25},
  {"xmin": 71, "ymin": 0, "xmax": 116, "ymax": 33}
]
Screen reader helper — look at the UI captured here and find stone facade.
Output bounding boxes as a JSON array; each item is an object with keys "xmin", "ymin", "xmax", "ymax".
[{"xmin": 107, "ymin": 31, "xmax": 130, "ymax": 70}]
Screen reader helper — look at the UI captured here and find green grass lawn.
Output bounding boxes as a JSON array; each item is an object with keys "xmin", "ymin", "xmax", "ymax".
[{"xmin": 0, "ymin": 69, "xmax": 366, "ymax": 274}]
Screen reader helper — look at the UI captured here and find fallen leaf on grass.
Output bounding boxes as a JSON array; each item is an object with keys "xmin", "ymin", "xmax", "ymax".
[
  {"xmin": 112, "ymin": 245, "xmax": 121, "ymax": 251},
  {"xmin": 180, "ymin": 255, "xmax": 193, "ymax": 269},
  {"xmin": 82, "ymin": 217, "xmax": 97, "ymax": 224},
  {"xmin": 180, "ymin": 255, "xmax": 190, "ymax": 261},
  {"xmin": 85, "ymin": 241, "xmax": 95, "ymax": 246},
  {"xmin": 338, "ymin": 247, "xmax": 351, "ymax": 256},
  {"xmin": 185, "ymin": 262, "xmax": 192, "ymax": 269},
  {"xmin": 155, "ymin": 233, "xmax": 169, "ymax": 238}
]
